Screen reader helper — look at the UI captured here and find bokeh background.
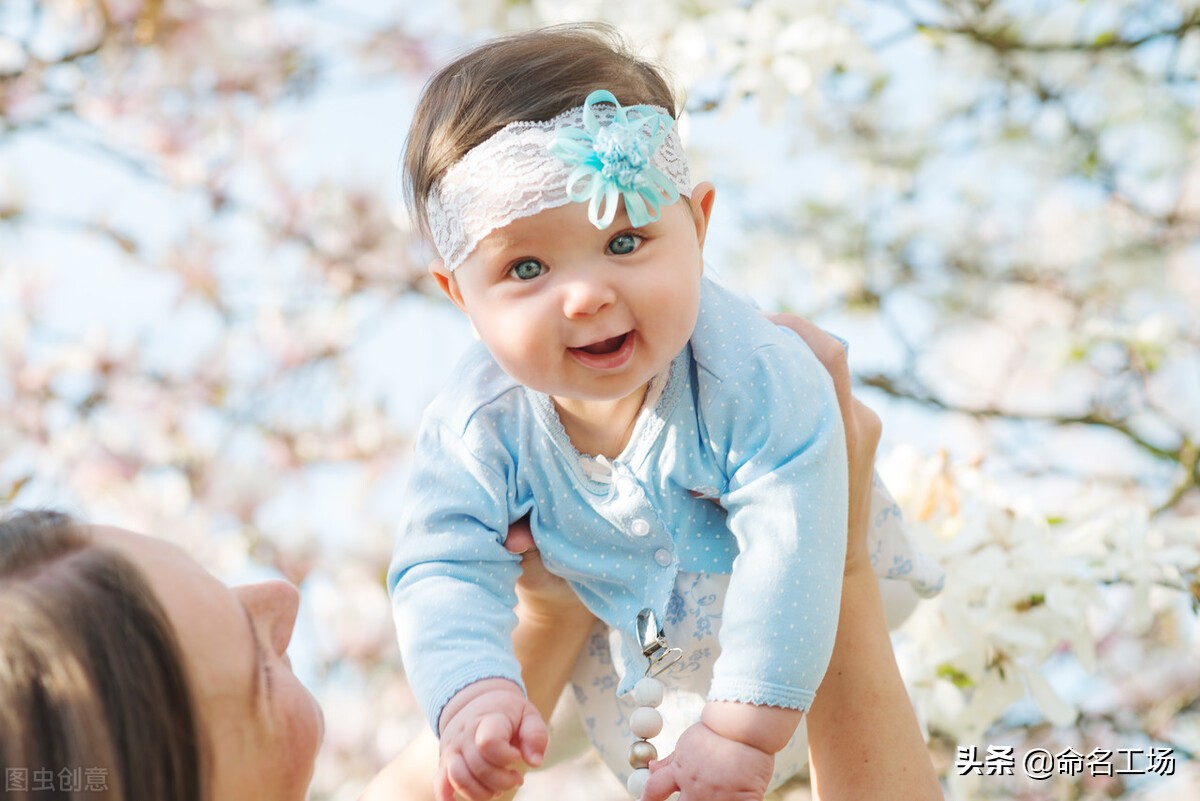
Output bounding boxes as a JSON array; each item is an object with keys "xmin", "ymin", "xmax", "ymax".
[{"xmin": 2, "ymin": 1, "xmax": 1198, "ymax": 798}]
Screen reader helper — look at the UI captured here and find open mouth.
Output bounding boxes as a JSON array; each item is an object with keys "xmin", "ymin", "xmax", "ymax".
[
  {"xmin": 568, "ymin": 331, "xmax": 635, "ymax": 369},
  {"xmin": 578, "ymin": 333, "xmax": 628, "ymax": 355}
]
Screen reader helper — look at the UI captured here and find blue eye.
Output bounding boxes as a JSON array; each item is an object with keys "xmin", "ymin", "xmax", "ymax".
[
  {"xmin": 510, "ymin": 259, "xmax": 545, "ymax": 281},
  {"xmin": 607, "ymin": 233, "xmax": 641, "ymax": 256}
]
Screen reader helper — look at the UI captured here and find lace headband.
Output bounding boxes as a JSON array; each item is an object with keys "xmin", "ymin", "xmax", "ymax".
[{"xmin": 428, "ymin": 89, "xmax": 694, "ymax": 272}]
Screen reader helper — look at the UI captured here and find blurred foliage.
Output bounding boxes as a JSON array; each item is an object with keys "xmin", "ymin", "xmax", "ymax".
[{"xmin": 1, "ymin": 1, "xmax": 1197, "ymax": 798}]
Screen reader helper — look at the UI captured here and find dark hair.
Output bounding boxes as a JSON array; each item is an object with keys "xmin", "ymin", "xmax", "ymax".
[
  {"xmin": 403, "ymin": 22, "xmax": 681, "ymax": 238},
  {"xmin": 0, "ymin": 510, "xmax": 208, "ymax": 801}
]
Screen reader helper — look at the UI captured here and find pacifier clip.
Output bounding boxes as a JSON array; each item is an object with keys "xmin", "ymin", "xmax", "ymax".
[{"xmin": 627, "ymin": 608, "xmax": 683, "ymax": 799}]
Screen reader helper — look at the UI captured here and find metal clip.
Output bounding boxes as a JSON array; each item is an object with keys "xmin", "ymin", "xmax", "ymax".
[{"xmin": 636, "ymin": 608, "xmax": 682, "ymax": 678}]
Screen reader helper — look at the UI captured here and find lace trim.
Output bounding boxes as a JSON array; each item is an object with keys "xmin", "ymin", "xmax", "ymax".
[
  {"xmin": 575, "ymin": 369, "xmax": 672, "ymax": 484},
  {"xmin": 429, "ymin": 103, "xmax": 693, "ymax": 272}
]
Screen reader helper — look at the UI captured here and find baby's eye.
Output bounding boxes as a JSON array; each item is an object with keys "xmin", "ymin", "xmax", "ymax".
[
  {"xmin": 509, "ymin": 259, "xmax": 546, "ymax": 281},
  {"xmin": 607, "ymin": 233, "xmax": 642, "ymax": 256}
]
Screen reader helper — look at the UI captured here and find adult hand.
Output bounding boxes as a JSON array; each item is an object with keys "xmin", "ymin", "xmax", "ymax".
[
  {"xmin": 772, "ymin": 316, "xmax": 943, "ymax": 800},
  {"xmin": 768, "ymin": 313, "xmax": 881, "ymax": 575},
  {"xmin": 503, "ymin": 516, "xmax": 582, "ymax": 614}
]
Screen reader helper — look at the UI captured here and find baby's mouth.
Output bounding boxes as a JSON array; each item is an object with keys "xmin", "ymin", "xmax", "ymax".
[
  {"xmin": 568, "ymin": 331, "xmax": 636, "ymax": 369},
  {"xmin": 576, "ymin": 333, "xmax": 629, "ymax": 355}
]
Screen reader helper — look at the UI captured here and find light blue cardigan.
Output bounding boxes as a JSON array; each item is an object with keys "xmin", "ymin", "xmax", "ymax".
[{"xmin": 389, "ymin": 278, "xmax": 848, "ymax": 734}]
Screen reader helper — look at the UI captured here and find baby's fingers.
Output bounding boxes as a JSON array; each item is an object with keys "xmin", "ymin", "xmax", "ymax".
[
  {"xmin": 444, "ymin": 753, "xmax": 498, "ymax": 801},
  {"xmin": 516, "ymin": 705, "xmax": 548, "ymax": 767},
  {"xmin": 463, "ymin": 746, "xmax": 523, "ymax": 795},
  {"xmin": 640, "ymin": 756, "xmax": 680, "ymax": 801},
  {"xmin": 474, "ymin": 713, "xmax": 521, "ymax": 766},
  {"xmin": 434, "ymin": 764, "xmax": 456, "ymax": 801}
]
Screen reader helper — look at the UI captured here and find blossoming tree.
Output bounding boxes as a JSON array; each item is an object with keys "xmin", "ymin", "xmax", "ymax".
[{"xmin": 1, "ymin": 0, "xmax": 1197, "ymax": 798}]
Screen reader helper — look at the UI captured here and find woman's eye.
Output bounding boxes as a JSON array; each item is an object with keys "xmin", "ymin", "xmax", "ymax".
[
  {"xmin": 509, "ymin": 259, "xmax": 545, "ymax": 281},
  {"xmin": 607, "ymin": 233, "xmax": 641, "ymax": 256}
]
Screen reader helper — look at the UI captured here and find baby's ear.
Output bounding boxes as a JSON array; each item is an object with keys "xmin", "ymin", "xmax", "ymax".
[
  {"xmin": 429, "ymin": 258, "xmax": 467, "ymax": 313},
  {"xmin": 688, "ymin": 181, "xmax": 716, "ymax": 249}
]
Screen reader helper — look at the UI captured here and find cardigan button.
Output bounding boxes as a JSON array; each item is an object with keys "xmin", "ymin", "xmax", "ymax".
[
  {"xmin": 653, "ymin": 548, "xmax": 672, "ymax": 567},
  {"xmin": 630, "ymin": 518, "xmax": 651, "ymax": 537}
]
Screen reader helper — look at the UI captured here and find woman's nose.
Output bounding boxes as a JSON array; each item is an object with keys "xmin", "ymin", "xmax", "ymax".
[{"xmin": 237, "ymin": 580, "xmax": 300, "ymax": 655}]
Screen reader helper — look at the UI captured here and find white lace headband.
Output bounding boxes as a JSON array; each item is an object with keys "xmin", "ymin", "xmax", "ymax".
[{"xmin": 428, "ymin": 89, "xmax": 693, "ymax": 272}]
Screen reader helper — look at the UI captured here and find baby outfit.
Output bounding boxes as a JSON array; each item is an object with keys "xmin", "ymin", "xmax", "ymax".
[{"xmin": 388, "ymin": 277, "xmax": 943, "ymax": 787}]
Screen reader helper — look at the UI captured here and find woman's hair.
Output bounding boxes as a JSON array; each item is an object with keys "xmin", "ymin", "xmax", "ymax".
[
  {"xmin": 403, "ymin": 22, "xmax": 681, "ymax": 238},
  {"xmin": 0, "ymin": 510, "xmax": 208, "ymax": 801}
]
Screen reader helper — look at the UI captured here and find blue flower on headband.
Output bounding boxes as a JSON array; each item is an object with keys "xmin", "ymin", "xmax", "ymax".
[{"xmin": 549, "ymin": 89, "xmax": 681, "ymax": 229}]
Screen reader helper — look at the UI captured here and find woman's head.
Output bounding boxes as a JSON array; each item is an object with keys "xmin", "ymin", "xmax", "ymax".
[
  {"xmin": 403, "ymin": 22, "xmax": 681, "ymax": 239},
  {"xmin": 0, "ymin": 510, "xmax": 207, "ymax": 800},
  {"xmin": 0, "ymin": 511, "xmax": 323, "ymax": 801}
]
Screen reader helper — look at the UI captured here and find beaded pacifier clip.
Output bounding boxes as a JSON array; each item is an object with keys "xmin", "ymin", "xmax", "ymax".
[{"xmin": 626, "ymin": 608, "xmax": 683, "ymax": 799}]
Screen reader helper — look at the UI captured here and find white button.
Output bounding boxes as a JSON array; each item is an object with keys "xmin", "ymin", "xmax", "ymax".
[
  {"xmin": 630, "ymin": 518, "xmax": 650, "ymax": 537},
  {"xmin": 654, "ymin": 548, "xmax": 672, "ymax": 567},
  {"xmin": 618, "ymin": 477, "xmax": 637, "ymax": 495}
]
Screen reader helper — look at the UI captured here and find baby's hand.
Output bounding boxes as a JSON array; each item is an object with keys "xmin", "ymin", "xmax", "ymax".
[
  {"xmin": 641, "ymin": 722, "xmax": 774, "ymax": 801},
  {"xmin": 436, "ymin": 681, "xmax": 547, "ymax": 801}
]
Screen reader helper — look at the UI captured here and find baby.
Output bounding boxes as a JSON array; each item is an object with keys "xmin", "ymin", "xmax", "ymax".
[{"xmin": 388, "ymin": 24, "xmax": 941, "ymax": 801}]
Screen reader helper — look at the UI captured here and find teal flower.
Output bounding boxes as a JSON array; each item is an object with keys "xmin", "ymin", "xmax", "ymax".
[{"xmin": 549, "ymin": 89, "xmax": 681, "ymax": 229}]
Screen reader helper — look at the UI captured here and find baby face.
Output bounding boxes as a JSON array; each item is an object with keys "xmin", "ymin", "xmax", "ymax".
[{"xmin": 437, "ymin": 183, "xmax": 714, "ymax": 407}]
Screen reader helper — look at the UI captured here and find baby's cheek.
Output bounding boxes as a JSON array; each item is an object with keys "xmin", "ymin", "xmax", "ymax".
[{"xmin": 496, "ymin": 339, "xmax": 557, "ymax": 390}]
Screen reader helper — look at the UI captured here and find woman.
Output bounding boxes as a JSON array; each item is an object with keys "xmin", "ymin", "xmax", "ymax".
[
  {"xmin": 0, "ymin": 325, "xmax": 938, "ymax": 801},
  {"xmin": 0, "ymin": 512, "xmax": 322, "ymax": 801}
]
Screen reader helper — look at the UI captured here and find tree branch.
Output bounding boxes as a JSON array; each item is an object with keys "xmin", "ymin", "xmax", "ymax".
[
  {"xmin": 860, "ymin": 372, "xmax": 1184, "ymax": 464},
  {"xmin": 919, "ymin": 10, "xmax": 1200, "ymax": 55}
]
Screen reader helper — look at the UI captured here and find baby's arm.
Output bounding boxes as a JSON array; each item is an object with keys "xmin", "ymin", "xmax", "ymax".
[
  {"xmin": 643, "ymin": 318, "xmax": 848, "ymax": 800},
  {"xmin": 388, "ymin": 416, "xmax": 534, "ymax": 798},
  {"xmin": 701, "ymin": 337, "xmax": 849, "ymax": 713},
  {"xmin": 440, "ymin": 522, "xmax": 595, "ymax": 801},
  {"xmin": 649, "ymin": 321, "xmax": 938, "ymax": 801},
  {"xmin": 360, "ymin": 521, "xmax": 595, "ymax": 801},
  {"xmin": 434, "ymin": 678, "xmax": 547, "ymax": 801},
  {"xmin": 765, "ymin": 313, "xmax": 939, "ymax": 800}
]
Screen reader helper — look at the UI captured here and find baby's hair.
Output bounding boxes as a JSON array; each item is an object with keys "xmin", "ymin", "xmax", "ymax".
[{"xmin": 403, "ymin": 22, "xmax": 681, "ymax": 239}]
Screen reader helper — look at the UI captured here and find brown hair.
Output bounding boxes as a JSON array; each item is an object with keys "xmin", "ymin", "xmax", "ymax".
[
  {"xmin": 0, "ymin": 510, "xmax": 208, "ymax": 801},
  {"xmin": 403, "ymin": 22, "xmax": 681, "ymax": 238}
]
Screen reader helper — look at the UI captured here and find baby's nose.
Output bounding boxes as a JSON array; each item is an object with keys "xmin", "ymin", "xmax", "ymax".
[{"xmin": 561, "ymin": 276, "xmax": 616, "ymax": 318}]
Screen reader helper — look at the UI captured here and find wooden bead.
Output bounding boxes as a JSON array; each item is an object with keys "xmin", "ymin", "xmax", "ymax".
[
  {"xmin": 628, "ymin": 739, "xmax": 658, "ymax": 769},
  {"xmin": 629, "ymin": 706, "xmax": 663, "ymax": 739},
  {"xmin": 627, "ymin": 767, "xmax": 651, "ymax": 798},
  {"xmin": 632, "ymin": 676, "xmax": 665, "ymax": 707}
]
